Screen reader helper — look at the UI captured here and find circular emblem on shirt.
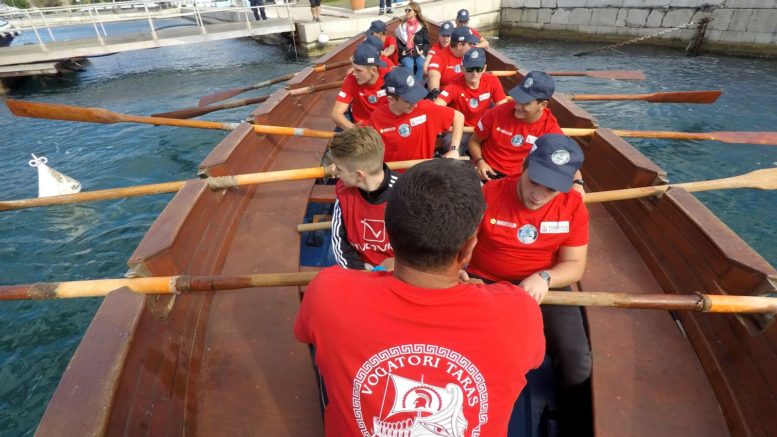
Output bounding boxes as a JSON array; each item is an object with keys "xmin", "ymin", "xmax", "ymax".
[
  {"xmin": 398, "ymin": 123, "xmax": 412, "ymax": 137},
  {"xmin": 551, "ymin": 150, "xmax": 571, "ymax": 165},
  {"xmin": 524, "ymin": 77, "xmax": 534, "ymax": 88},
  {"xmin": 517, "ymin": 224, "xmax": 538, "ymax": 244},
  {"xmin": 454, "ymin": 64, "xmax": 462, "ymax": 73},
  {"xmin": 368, "ymin": 94, "xmax": 378, "ymax": 104},
  {"xmin": 511, "ymin": 134, "xmax": 524, "ymax": 147},
  {"xmin": 489, "ymin": 218, "xmax": 496, "ymax": 225},
  {"xmin": 469, "ymin": 98, "xmax": 479, "ymax": 109},
  {"xmin": 407, "ymin": 75, "xmax": 415, "ymax": 87}
]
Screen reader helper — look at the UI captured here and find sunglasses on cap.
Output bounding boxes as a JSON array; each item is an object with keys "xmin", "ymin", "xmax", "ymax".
[{"xmin": 465, "ymin": 67, "xmax": 483, "ymax": 73}]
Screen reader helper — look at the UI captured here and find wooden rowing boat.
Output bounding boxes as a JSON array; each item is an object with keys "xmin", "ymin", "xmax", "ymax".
[{"xmin": 34, "ymin": 22, "xmax": 777, "ymax": 436}]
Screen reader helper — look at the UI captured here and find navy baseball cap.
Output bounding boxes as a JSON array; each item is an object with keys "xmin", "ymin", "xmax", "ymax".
[
  {"xmin": 456, "ymin": 9, "xmax": 469, "ymax": 22},
  {"xmin": 462, "ymin": 48, "xmax": 486, "ymax": 69},
  {"xmin": 384, "ymin": 67, "xmax": 427, "ymax": 104},
  {"xmin": 527, "ymin": 134, "xmax": 584, "ymax": 193},
  {"xmin": 367, "ymin": 20, "xmax": 387, "ymax": 34},
  {"xmin": 352, "ymin": 43, "xmax": 386, "ymax": 68},
  {"xmin": 451, "ymin": 26, "xmax": 479, "ymax": 44},
  {"xmin": 440, "ymin": 21, "xmax": 454, "ymax": 36},
  {"xmin": 509, "ymin": 71, "xmax": 555, "ymax": 104},
  {"xmin": 364, "ymin": 34, "xmax": 383, "ymax": 51}
]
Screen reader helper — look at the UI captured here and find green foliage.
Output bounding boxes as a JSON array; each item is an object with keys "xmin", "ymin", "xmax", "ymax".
[{"xmin": 3, "ymin": 0, "xmax": 31, "ymax": 9}]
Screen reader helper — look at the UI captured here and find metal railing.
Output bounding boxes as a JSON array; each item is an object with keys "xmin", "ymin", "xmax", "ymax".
[{"xmin": 0, "ymin": 0, "xmax": 296, "ymax": 53}]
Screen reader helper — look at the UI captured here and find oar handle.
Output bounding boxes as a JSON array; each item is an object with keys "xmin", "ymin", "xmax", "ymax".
[
  {"xmin": 289, "ymin": 80, "xmax": 345, "ymax": 96},
  {"xmin": 252, "ymin": 124, "xmax": 335, "ymax": 138},
  {"xmin": 312, "ymin": 59, "xmax": 351, "ymax": 73}
]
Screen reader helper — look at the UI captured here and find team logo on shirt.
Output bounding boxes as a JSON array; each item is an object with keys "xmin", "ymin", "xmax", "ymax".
[
  {"xmin": 368, "ymin": 94, "xmax": 379, "ymax": 104},
  {"xmin": 551, "ymin": 150, "xmax": 571, "ymax": 165},
  {"xmin": 362, "ymin": 219, "xmax": 387, "ymax": 242},
  {"xmin": 454, "ymin": 64, "xmax": 462, "ymax": 73},
  {"xmin": 398, "ymin": 123, "xmax": 412, "ymax": 137},
  {"xmin": 469, "ymin": 98, "xmax": 479, "ymax": 109},
  {"xmin": 511, "ymin": 134, "xmax": 525, "ymax": 147},
  {"xmin": 517, "ymin": 224, "xmax": 538, "ymax": 244},
  {"xmin": 352, "ymin": 344, "xmax": 489, "ymax": 437}
]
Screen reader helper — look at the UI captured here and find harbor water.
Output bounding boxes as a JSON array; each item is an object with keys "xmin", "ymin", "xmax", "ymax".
[{"xmin": 1, "ymin": 23, "xmax": 777, "ymax": 435}]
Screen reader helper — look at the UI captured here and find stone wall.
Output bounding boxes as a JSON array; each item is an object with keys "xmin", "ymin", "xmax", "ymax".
[{"xmin": 501, "ymin": 0, "xmax": 777, "ymax": 57}]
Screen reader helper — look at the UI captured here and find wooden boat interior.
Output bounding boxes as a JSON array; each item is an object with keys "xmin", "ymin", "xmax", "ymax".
[{"xmin": 34, "ymin": 20, "xmax": 777, "ymax": 437}]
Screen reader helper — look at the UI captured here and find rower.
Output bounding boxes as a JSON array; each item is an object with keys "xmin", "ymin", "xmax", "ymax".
[
  {"xmin": 363, "ymin": 34, "xmax": 396, "ymax": 69},
  {"xmin": 295, "ymin": 158, "xmax": 545, "ymax": 436},
  {"xmin": 455, "ymin": 9, "xmax": 489, "ymax": 48},
  {"xmin": 367, "ymin": 67, "xmax": 464, "ymax": 162},
  {"xmin": 466, "ymin": 134, "xmax": 592, "ymax": 436},
  {"xmin": 468, "ymin": 71, "xmax": 563, "ymax": 181},
  {"xmin": 434, "ymin": 47, "xmax": 508, "ymax": 154},
  {"xmin": 426, "ymin": 26, "xmax": 479, "ymax": 97},
  {"xmin": 331, "ymin": 44, "xmax": 388, "ymax": 131},
  {"xmin": 366, "ymin": 20, "xmax": 398, "ymax": 66},
  {"xmin": 328, "ymin": 127, "xmax": 397, "ymax": 272},
  {"xmin": 423, "ymin": 20, "xmax": 454, "ymax": 75}
]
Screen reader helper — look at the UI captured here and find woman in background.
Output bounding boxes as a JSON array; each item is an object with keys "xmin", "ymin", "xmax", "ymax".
[{"xmin": 394, "ymin": 2, "xmax": 429, "ymax": 83}]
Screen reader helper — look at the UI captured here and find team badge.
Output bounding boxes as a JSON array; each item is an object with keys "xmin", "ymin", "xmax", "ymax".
[
  {"xmin": 511, "ymin": 134, "xmax": 524, "ymax": 147},
  {"xmin": 551, "ymin": 150, "xmax": 571, "ymax": 165},
  {"xmin": 368, "ymin": 95, "xmax": 378, "ymax": 104},
  {"xmin": 471, "ymin": 51, "xmax": 480, "ymax": 59},
  {"xmin": 524, "ymin": 77, "xmax": 534, "ymax": 88},
  {"xmin": 517, "ymin": 224, "xmax": 538, "ymax": 244},
  {"xmin": 398, "ymin": 123, "xmax": 411, "ymax": 137},
  {"xmin": 407, "ymin": 75, "xmax": 415, "ymax": 87},
  {"xmin": 362, "ymin": 219, "xmax": 387, "ymax": 242},
  {"xmin": 454, "ymin": 64, "xmax": 462, "ymax": 73},
  {"xmin": 469, "ymin": 98, "xmax": 479, "ymax": 109}
]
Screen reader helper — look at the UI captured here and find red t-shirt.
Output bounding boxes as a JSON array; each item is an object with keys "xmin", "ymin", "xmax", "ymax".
[
  {"xmin": 474, "ymin": 105, "xmax": 563, "ymax": 176},
  {"xmin": 428, "ymin": 46, "xmax": 464, "ymax": 87},
  {"xmin": 438, "ymin": 73, "xmax": 507, "ymax": 126},
  {"xmin": 295, "ymin": 267, "xmax": 545, "ymax": 437},
  {"xmin": 427, "ymin": 42, "xmax": 448, "ymax": 58},
  {"xmin": 334, "ymin": 179, "xmax": 394, "ymax": 266},
  {"xmin": 468, "ymin": 176, "xmax": 589, "ymax": 281},
  {"xmin": 384, "ymin": 35, "xmax": 399, "ymax": 65},
  {"xmin": 368, "ymin": 99, "xmax": 455, "ymax": 162},
  {"xmin": 336, "ymin": 69, "xmax": 388, "ymax": 124}
]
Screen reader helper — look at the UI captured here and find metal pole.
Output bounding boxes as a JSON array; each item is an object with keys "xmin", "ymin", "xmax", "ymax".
[
  {"xmin": 144, "ymin": 1, "xmax": 159, "ymax": 41},
  {"xmin": 37, "ymin": 8, "xmax": 55, "ymax": 41},
  {"xmin": 26, "ymin": 9, "xmax": 48, "ymax": 51},
  {"xmin": 87, "ymin": 7, "xmax": 106, "ymax": 46}
]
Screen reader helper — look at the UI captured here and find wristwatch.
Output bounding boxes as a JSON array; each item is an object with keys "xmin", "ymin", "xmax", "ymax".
[{"xmin": 538, "ymin": 271, "xmax": 551, "ymax": 285}]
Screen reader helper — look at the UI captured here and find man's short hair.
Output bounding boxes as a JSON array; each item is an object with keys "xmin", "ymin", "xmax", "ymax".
[
  {"xmin": 328, "ymin": 126, "xmax": 385, "ymax": 174},
  {"xmin": 386, "ymin": 159, "xmax": 485, "ymax": 270}
]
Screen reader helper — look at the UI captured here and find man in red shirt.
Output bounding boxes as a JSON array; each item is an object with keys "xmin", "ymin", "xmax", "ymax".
[
  {"xmin": 368, "ymin": 66, "xmax": 464, "ymax": 161},
  {"xmin": 423, "ymin": 20, "xmax": 453, "ymax": 74},
  {"xmin": 435, "ymin": 47, "xmax": 508, "ymax": 154},
  {"xmin": 427, "ymin": 26, "xmax": 479, "ymax": 95},
  {"xmin": 295, "ymin": 158, "xmax": 545, "ymax": 437},
  {"xmin": 367, "ymin": 20, "xmax": 398, "ymax": 66},
  {"xmin": 467, "ymin": 134, "xmax": 591, "ymax": 435},
  {"xmin": 331, "ymin": 43, "xmax": 388, "ymax": 130},
  {"xmin": 468, "ymin": 71, "xmax": 563, "ymax": 180},
  {"xmin": 455, "ymin": 9, "xmax": 489, "ymax": 48},
  {"xmin": 329, "ymin": 127, "xmax": 397, "ymax": 271},
  {"xmin": 364, "ymin": 34, "xmax": 396, "ymax": 69}
]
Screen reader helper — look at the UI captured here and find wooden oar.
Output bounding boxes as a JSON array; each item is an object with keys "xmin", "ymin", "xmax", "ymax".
[
  {"xmin": 0, "ymin": 158, "xmax": 435, "ymax": 212},
  {"xmin": 152, "ymin": 80, "xmax": 344, "ymax": 119},
  {"xmin": 492, "ymin": 70, "xmax": 646, "ymax": 80},
  {"xmin": 299, "ymin": 168, "xmax": 777, "ymax": 232},
  {"xmin": 2, "ymin": 272, "xmax": 775, "ymax": 314},
  {"xmin": 566, "ymin": 90, "xmax": 721, "ymax": 104},
  {"xmin": 11, "ymin": 100, "xmax": 777, "ymax": 146},
  {"xmin": 198, "ymin": 59, "xmax": 351, "ymax": 106}
]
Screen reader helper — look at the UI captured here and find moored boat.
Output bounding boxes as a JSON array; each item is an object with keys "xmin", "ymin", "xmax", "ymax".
[
  {"xmin": 0, "ymin": 19, "xmax": 21, "ymax": 47},
  {"xmin": 32, "ymin": 20, "xmax": 777, "ymax": 436}
]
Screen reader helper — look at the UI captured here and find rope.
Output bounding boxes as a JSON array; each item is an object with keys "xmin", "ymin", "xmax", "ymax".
[{"xmin": 573, "ymin": 21, "xmax": 699, "ymax": 57}]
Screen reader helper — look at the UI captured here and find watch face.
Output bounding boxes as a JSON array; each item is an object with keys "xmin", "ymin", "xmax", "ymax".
[{"xmin": 539, "ymin": 271, "xmax": 551, "ymax": 283}]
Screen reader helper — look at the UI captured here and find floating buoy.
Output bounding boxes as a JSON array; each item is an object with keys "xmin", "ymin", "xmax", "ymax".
[{"xmin": 29, "ymin": 154, "xmax": 81, "ymax": 198}]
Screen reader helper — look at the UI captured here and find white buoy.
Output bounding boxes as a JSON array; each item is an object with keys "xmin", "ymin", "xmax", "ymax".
[
  {"xmin": 29, "ymin": 154, "xmax": 81, "ymax": 198},
  {"xmin": 318, "ymin": 32, "xmax": 330, "ymax": 45}
]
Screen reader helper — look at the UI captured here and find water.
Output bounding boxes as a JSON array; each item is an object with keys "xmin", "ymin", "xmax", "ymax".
[{"xmin": 0, "ymin": 26, "xmax": 776, "ymax": 435}]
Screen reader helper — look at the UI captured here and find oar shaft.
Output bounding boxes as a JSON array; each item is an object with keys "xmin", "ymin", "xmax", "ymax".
[
  {"xmin": 253, "ymin": 124, "xmax": 335, "ymax": 138},
  {"xmin": 312, "ymin": 59, "xmax": 351, "ymax": 72},
  {"xmin": 121, "ymin": 113, "xmax": 238, "ymax": 131}
]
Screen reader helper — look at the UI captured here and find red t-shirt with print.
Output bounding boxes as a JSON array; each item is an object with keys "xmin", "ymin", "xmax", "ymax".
[
  {"xmin": 384, "ymin": 35, "xmax": 399, "ymax": 65},
  {"xmin": 427, "ymin": 42, "xmax": 448, "ymax": 58},
  {"xmin": 336, "ymin": 69, "xmax": 388, "ymax": 124},
  {"xmin": 467, "ymin": 175, "xmax": 589, "ymax": 281},
  {"xmin": 438, "ymin": 73, "xmax": 507, "ymax": 126},
  {"xmin": 428, "ymin": 46, "xmax": 464, "ymax": 87},
  {"xmin": 295, "ymin": 266, "xmax": 545, "ymax": 437},
  {"xmin": 334, "ymin": 179, "xmax": 394, "ymax": 266},
  {"xmin": 367, "ymin": 99, "xmax": 455, "ymax": 162},
  {"xmin": 474, "ymin": 105, "xmax": 563, "ymax": 176}
]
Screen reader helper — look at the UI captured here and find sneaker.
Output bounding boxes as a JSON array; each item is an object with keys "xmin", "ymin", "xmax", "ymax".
[
  {"xmin": 378, "ymin": 9, "xmax": 385, "ymax": 15},
  {"xmin": 386, "ymin": 8, "xmax": 392, "ymax": 14}
]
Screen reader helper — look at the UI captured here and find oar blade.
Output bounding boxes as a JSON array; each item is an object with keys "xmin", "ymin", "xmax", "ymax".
[
  {"xmin": 585, "ymin": 70, "xmax": 646, "ymax": 80},
  {"xmin": 743, "ymin": 168, "xmax": 777, "ymax": 190},
  {"xmin": 709, "ymin": 131, "xmax": 777, "ymax": 145},
  {"xmin": 198, "ymin": 87, "xmax": 250, "ymax": 107},
  {"xmin": 6, "ymin": 99, "xmax": 119, "ymax": 124},
  {"xmin": 645, "ymin": 90, "xmax": 722, "ymax": 103}
]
